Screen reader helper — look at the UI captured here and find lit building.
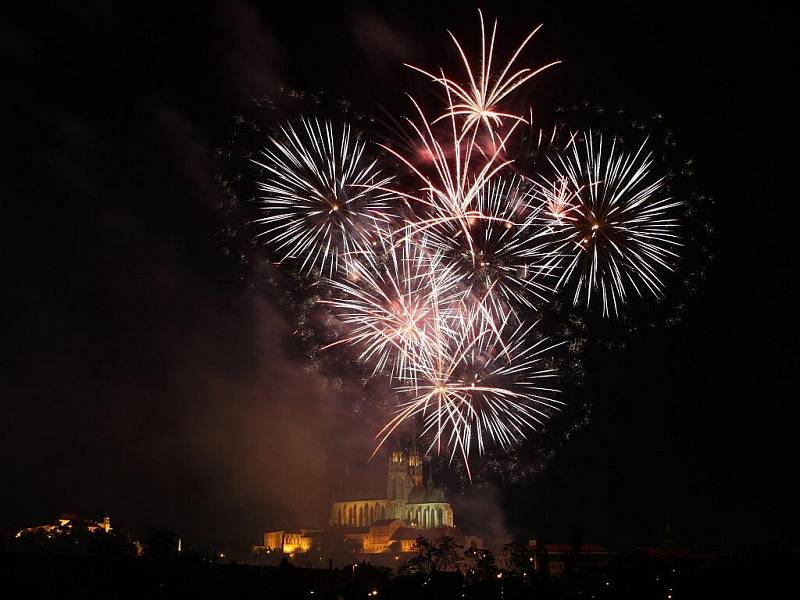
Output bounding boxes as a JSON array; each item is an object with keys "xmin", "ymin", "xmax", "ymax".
[
  {"xmin": 329, "ymin": 448, "xmax": 453, "ymax": 529},
  {"xmin": 257, "ymin": 448, "xmax": 482, "ymax": 557},
  {"xmin": 528, "ymin": 539, "xmax": 612, "ymax": 577},
  {"xmin": 263, "ymin": 530, "xmax": 316, "ymax": 554},
  {"xmin": 16, "ymin": 513, "xmax": 112, "ymax": 538}
]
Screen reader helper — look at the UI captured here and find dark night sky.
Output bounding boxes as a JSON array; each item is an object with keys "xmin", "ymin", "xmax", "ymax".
[{"xmin": 2, "ymin": 1, "xmax": 796, "ymax": 554}]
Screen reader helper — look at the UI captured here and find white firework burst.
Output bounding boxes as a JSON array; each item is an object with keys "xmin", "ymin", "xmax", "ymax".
[
  {"xmin": 252, "ymin": 118, "xmax": 395, "ymax": 276},
  {"xmin": 378, "ymin": 310, "xmax": 564, "ymax": 472},
  {"xmin": 539, "ymin": 132, "xmax": 682, "ymax": 316},
  {"xmin": 422, "ymin": 176, "xmax": 560, "ymax": 317},
  {"xmin": 407, "ymin": 9, "xmax": 560, "ymax": 146},
  {"xmin": 321, "ymin": 230, "xmax": 464, "ymax": 385}
]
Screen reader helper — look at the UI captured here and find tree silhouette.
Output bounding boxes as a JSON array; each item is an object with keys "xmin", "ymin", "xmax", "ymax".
[{"xmin": 406, "ymin": 536, "xmax": 461, "ymax": 577}]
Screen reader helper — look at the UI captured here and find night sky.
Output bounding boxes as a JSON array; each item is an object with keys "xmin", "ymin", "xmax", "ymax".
[{"xmin": 3, "ymin": 1, "xmax": 796, "ymax": 554}]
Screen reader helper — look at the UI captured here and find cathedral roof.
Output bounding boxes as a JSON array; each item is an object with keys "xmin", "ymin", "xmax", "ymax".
[
  {"xmin": 406, "ymin": 486, "xmax": 446, "ymax": 504},
  {"xmin": 332, "ymin": 459, "xmax": 388, "ymax": 502}
]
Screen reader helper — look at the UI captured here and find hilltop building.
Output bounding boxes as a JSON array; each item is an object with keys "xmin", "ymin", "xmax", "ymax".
[{"xmin": 16, "ymin": 513, "xmax": 112, "ymax": 538}]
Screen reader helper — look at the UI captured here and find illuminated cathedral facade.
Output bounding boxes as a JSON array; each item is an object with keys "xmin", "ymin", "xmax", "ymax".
[
  {"xmin": 258, "ymin": 448, "xmax": 481, "ymax": 558},
  {"xmin": 328, "ymin": 448, "xmax": 454, "ymax": 530}
]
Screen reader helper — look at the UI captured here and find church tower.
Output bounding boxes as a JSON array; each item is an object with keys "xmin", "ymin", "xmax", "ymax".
[
  {"xmin": 408, "ymin": 445, "xmax": 423, "ymax": 488},
  {"xmin": 387, "ymin": 450, "xmax": 409, "ymax": 503}
]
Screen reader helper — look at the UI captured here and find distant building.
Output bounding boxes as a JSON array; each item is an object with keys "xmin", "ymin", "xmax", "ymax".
[
  {"xmin": 528, "ymin": 539, "xmax": 612, "ymax": 577},
  {"xmin": 263, "ymin": 530, "xmax": 317, "ymax": 554},
  {"xmin": 256, "ymin": 448, "xmax": 482, "ymax": 558},
  {"xmin": 16, "ymin": 513, "xmax": 112, "ymax": 538},
  {"xmin": 636, "ymin": 516, "xmax": 710, "ymax": 563}
]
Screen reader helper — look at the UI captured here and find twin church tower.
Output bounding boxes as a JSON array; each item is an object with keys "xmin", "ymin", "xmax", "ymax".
[{"xmin": 329, "ymin": 447, "xmax": 454, "ymax": 529}]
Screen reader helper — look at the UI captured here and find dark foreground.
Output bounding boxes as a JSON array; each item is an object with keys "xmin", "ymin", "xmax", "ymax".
[{"xmin": 1, "ymin": 547, "xmax": 798, "ymax": 600}]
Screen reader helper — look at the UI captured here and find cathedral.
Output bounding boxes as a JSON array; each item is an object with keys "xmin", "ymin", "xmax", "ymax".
[
  {"xmin": 329, "ymin": 448, "xmax": 454, "ymax": 530},
  {"xmin": 258, "ymin": 448, "xmax": 482, "ymax": 558}
]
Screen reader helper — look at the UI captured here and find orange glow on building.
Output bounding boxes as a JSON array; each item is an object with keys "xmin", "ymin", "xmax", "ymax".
[{"xmin": 257, "ymin": 449, "xmax": 482, "ymax": 558}]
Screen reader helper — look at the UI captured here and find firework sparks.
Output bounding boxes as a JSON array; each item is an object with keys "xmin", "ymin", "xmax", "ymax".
[
  {"xmin": 240, "ymin": 12, "xmax": 685, "ymax": 471},
  {"xmin": 252, "ymin": 118, "xmax": 395, "ymax": 276},
  {"xmin": 540, "ymin": 132, "xmax": 682, "ymax": 316},
  {"xmin": 321, "ymin": 230, "xmax": 464, "ymax": 385},
  {"xmin": 380, "ymin": 95, "xmax": 518, "ymax": 230},
  {"xmin": 423, "ymin": 176, "xmax": 560, "ymax": 316},
  {"xmin": 375, "ymin": 311, "xmax": 564, "ymax": 472},
  {"xmin": 538, "ymin": 175, "xmax": 580, "ymax": 226},
  {"xmin": 407, "ymin": 10, "xmax": 560, "ymax": 145}
]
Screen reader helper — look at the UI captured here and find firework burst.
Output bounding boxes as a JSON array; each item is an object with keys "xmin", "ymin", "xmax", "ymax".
[
  {"xmin": 380, "ymin": 96, "xmax": 517, "ymax": 229},
  {"xmin": 423, "ymin": 176, "xmax": 560, "ymax": 316},
  {"xmin": 376, "ymin": 310, "xmax": 564, "ymax": 472},
  {"xmin": 407, "ymin": 10, "xmax": 560, "ymax": 146},
  {"xmin": 232, "ymin": 11, "xmax": 688, "ymax": 474},
  {"xmin": 537, "ymin": 132, "xmax": 682, "ymax": 316},
  {"xmin": 321, "ymin": 230, "xmax": 464, "ymax": 385},
  {"xmin": 252, "ymin": 118, "xmax": 395, "ymax": 276}
]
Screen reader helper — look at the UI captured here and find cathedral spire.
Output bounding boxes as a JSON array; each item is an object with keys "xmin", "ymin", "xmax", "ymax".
[{"xmin": 408, "ymin": 436, "xmax": 423, "ymax": 488}]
